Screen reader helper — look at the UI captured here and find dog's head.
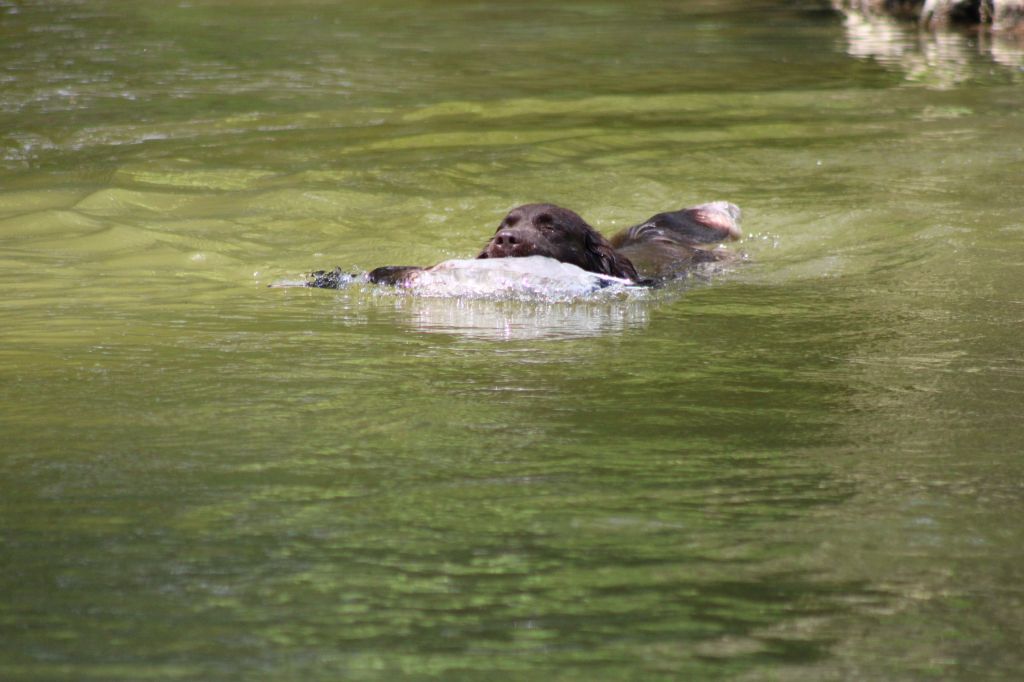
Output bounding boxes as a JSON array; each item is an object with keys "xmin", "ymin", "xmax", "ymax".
[{"xmin": 478, "ymin": 203, "xmax": 638, "ymax": 281}]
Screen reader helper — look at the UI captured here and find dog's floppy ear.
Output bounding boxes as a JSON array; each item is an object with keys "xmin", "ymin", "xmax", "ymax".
[
  {"xmin": 636, "ymin": 202, "xmax": 742, "ymax": 246},
  {"xmin": 584, "ymin": 232, "xmax": 639, "ymax": 281}
]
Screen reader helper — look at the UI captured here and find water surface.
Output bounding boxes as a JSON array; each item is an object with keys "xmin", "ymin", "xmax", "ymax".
[{"xmin": 2, "ymin": 1, "xmax": 1023, "ymax": 680}]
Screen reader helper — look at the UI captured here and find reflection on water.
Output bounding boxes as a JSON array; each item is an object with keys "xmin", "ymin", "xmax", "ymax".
[
  {"xmin": 983, "ymin": 30, "xmax": 1024, "ymax": 68},
  {"xmin": 838, "ymin": 5, "xmax": 1024, "ymax": 85},
  {"xmin": 385, "ymin": 290, "xmax": 652, "ymax": 341},
  {"xmin": 270, "ymin": 279, "xmax": 655, "ymax": 341}
]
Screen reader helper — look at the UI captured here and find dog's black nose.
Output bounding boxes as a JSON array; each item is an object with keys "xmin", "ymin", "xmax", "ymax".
[{"xmin": 493, "ymin": 231, "xmax": 520, "ymax": 247}]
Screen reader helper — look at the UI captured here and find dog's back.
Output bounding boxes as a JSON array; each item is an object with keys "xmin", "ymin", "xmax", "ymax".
[{"xmin": 610, "ymin": 202, "xmax": 742, "ymax": 280}]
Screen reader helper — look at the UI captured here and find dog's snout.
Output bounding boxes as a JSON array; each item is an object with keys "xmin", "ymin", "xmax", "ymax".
[{"xmin": 493, "ymin": 231, "xmax": 520, "ymax": 247}]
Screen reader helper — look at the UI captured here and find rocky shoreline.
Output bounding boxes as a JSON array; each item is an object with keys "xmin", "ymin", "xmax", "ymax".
[{"xmin": 833, "ymin": 0, "xmax": 1024, "ymax": 32}]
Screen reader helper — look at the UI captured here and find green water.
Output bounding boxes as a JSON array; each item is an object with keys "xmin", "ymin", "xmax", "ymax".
[{"xmin": 2, "ymin": 1, "xmax": 1023, "ymax": 679}]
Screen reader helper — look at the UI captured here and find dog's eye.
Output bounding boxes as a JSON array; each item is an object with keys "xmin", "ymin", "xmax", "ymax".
[
  {"xmin": 503, "ymin": 215, "xmax": 520, "ymax": 228},
  {"xmin": 534, "ymin": 213, "xmax": 554, "ymax": 229}
]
